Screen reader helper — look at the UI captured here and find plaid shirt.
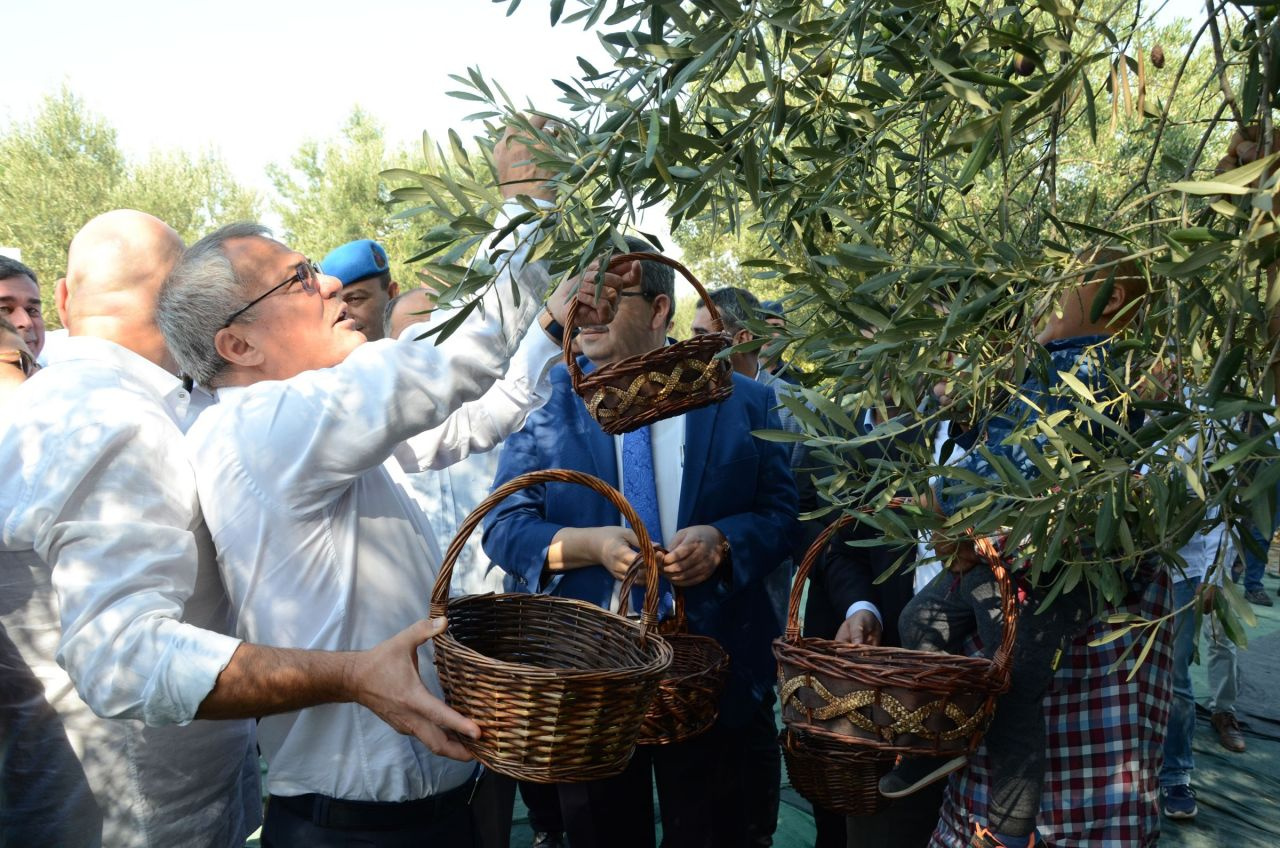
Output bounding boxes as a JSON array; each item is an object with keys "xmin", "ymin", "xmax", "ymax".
[{"xmin": 929, "ymin": 567, "xmax": 1174, "ymax": 847}]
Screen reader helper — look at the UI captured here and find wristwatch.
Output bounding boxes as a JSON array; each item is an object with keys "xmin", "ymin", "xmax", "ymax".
[{"xmin": 539, "ymin": 301, "xmax": 565, "ymax": 344}]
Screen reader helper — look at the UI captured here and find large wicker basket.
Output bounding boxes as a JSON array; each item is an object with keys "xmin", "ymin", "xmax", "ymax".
[
  {"xmin": 565, "ymin": 252, "xmax": 733, "ymax": 435},
  {"xmin": 617, "ymin": 566, "xmax": 731, "ymax": 745},
  {"xmin": 429, "ymin": 470, "xmax": 674, "ymax": 783},
  {"xmin": 781, "ymin": 727, "xmax": 892, "ymax": 816},
  {"xmin": 773, "ymin": 512, "xmax": 1017, "ymax": 758}
]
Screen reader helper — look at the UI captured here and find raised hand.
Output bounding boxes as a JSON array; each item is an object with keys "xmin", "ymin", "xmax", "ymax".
[{"xmin": 495, "ymin": 114, "xmax": 559, "ymax": 201}]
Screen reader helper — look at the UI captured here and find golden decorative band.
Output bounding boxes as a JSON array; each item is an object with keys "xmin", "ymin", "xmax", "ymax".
[
  {"xmin": 586, "ymin": 358, "xmax": 722, "ymax": 422},
  {"xmin": 779, "ymin": 674, "xmax": 986, "ymax": 743}
]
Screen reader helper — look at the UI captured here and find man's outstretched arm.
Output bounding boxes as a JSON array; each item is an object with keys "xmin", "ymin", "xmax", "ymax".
[{"xmin": 196, "ymin": 618, "xmax": 479, "ymax": 761}]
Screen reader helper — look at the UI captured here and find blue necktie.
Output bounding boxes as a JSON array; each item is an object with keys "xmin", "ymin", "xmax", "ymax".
[{"xmin": 621, "ymin": 425, "xmax": 673, "ymax": 619}]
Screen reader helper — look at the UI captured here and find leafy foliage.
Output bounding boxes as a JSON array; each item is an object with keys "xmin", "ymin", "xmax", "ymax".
[{"xmin": 403, "ymin": 0, "xmax": 1280, "ymax": 635}]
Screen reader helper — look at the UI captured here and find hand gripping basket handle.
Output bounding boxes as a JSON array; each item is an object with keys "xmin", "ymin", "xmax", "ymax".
[
  {"xmin": 616, "ymin": 552, "xmax": 688, "ymax": 632},
  {"xmin": 785, "ymin": 506, "xmax": 1018, "ymax": 691},
  {"xmin": 563, "ymin": 251, "xmax": 725, "ymax": 389},
  {"xmin": 428, "ymin": 469, "xmax": 665, "ymax": 635}
]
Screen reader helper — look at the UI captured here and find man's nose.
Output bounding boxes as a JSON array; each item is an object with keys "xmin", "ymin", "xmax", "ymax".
[
  {"xmin": 8, "ymin": 309, "xmax": 33, "ymax": 333},
  {"xmin": 317, "ymin": 273, "xmax": 343, "ymax": 298}
]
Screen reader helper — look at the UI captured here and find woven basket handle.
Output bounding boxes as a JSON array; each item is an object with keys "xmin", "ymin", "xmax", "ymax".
[
  {"xmin": 563, "ymin": 251, "xmax": 726, "ymax": 391},
  {"xmin": 616, "ymin": 551, "xmax": 687, "ymax": 632},
  {"xmin": 784, "ymin": 505, "xmax": 1017, "ymax": 689},
  {"xmin": 428, "ymin": 469, "xmax": 664, "ymax": 635}
]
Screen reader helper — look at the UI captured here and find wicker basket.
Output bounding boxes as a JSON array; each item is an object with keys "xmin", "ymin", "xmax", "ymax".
[
  {"xmin": 781, "ymin": 727, "xmax": 893, "ymax": 816},
  {"xmin": 429, "ymin": 470, "xmax": 674, "ymax": 783},
  {"xmin": 617, "ymin": 565, "xmax": 731, "ymax": 745},
  {"xmin": 565, "ymin": 252, "xmax": 734, "ymax": 435},
  {"xmin": 773, "ymin": 513, "xmax": 1017, "ymax": 758}
]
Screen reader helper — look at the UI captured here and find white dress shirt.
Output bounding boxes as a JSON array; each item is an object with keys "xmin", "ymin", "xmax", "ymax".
[
  {"xmin": 395, "ymin": 324, "xmax": 560, "ymax": 597},
  {"xmin": 406, "ymin": 449, "xmax": 506, "ymax": 597},
  {"xmin": 0, "ymin": 336, "xmax": 259, "ymax": 848},
  {"xmin": 186, "ymin": 210, "xmax": 552, "ymax": 801},
  {"xmin": 608, "ymin": 415, "xmax": 685, "ymax": 612}
]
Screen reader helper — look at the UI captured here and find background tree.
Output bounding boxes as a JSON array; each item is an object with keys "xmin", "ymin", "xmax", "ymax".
[
  {"xmin": 269, "ymin": 108, "xmax": 451, "ymax": 289},
  {"xmin": 0, "ymin": 88, "xmax": 260, "ymax": 327}
]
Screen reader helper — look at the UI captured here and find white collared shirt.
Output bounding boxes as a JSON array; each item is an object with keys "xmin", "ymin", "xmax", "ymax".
[
  {"xmin": 0, "ymin": 335, "xmax": 259, "ymax": 848},
  {"xmin": 395, "ymin": 324, "xmax": 561, "ymax": 597},
  {"xmin": 186, "ymin": 209, "xmax": 552, "ymax": 801},
  {"xmin": 608, "ymin": 414, "xmax": 685, "ymax": 612}
]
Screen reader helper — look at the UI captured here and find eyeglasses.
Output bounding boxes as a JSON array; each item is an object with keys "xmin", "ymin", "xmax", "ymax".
[
  {"xmin": 0, "ymin": 347, "xmax": 39, "ymax": 377},
  {"xmin": 619, "ymin": 290, "xmax": 656, "ymax": 300},
  {"xmin": 221, "ymin": 260, "xmax": 322, "ymax": 328}
]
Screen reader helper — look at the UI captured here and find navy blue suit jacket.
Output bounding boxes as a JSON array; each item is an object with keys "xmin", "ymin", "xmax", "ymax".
[{"xmin": 482, "ymin": 363, "xmax": 799, "ymax": 723}]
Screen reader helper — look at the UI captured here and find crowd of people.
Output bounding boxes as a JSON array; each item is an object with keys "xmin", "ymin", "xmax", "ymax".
[{"xmin": 0, "ymin": 117, "xmax": 1274, "ymax": 848}]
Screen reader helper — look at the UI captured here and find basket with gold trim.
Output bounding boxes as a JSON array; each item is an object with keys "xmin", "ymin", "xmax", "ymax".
[
  {"xmin": 565, "ymin": 252, "xmax": 733, "ymax": 435},
  {"xmin": 773, "ymin": 512, "xmax": 1017, "ymax": 759},
  {"xmin": 429, "ymin": 469, "xmax": 673, "ymax": 783}
]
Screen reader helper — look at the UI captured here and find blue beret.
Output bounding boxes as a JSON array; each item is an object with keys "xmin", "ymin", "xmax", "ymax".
[
  {"xmin": 321, "ymin": 239, "xmax": 390, "ymax": 287},
  {"xmin": 760, "ymin": 299, "xmax": 785, "ymax": 316}
]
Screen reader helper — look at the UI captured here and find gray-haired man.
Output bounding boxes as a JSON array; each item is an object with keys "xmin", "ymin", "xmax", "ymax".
[{"xmin": 156, "ymin": 123, "xmax": 632, "ymax": 846}]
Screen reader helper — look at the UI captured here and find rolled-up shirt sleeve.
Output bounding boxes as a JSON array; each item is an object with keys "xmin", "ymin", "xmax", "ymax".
[{"xmin": 3, "ymin": 390, "xmax": 242, "ymax": 725}]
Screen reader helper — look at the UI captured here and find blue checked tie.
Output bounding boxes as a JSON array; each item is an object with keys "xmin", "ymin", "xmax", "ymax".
[{"xmin": 621, "ymin": 425, "xmax": 673, "ymax": 619}]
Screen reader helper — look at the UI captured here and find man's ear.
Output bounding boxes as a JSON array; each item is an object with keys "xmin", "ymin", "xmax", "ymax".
[
  {"xmin": 387, "ymin": 279, "xmax": 400, "ymax": 299},
  {"xmin": 54, "ymin": 278, "xmax": 70, "ymax": 329},
  {"xmin": 651, "ymin": 293, "xmax": 673, "ymax": 331},
  {"xmin": 214, "ymin": 325, "xmax": 264, "ymax": 370},
  {"xmin": 1098, "ymin": 277, "xmax": 1130, "ymax": 322},
  {"xmin": 734, "ymin": 327, "xmax": 754, "ymax": 346}
]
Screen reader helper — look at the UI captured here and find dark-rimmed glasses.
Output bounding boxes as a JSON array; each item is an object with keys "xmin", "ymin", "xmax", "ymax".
[
  {"xmin": 221, "ymin": 260, "xmax": 322, "ymax": 328},
  {"xmin": 0, "ymin": 347, "xmax": 39, "ymax": 378}
]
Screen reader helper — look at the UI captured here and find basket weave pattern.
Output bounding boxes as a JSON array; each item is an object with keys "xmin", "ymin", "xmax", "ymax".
[
  {"xmin": 780, "ymin": 728, "xmax": 892, "ymax": 817},
  {"xmin": 566, "ymin": 252, "xmax": 733, "ymax": 435},
  {"xmin": 618, "ymin": 566, "xmax": 731, "ymax": 745},
  {"xmin": 773, "ymin": 512, "xmax": 1018, "ymax": 760},
  {"xmin": 429, "ymin": 470, "xmax": 674, "ymax": 783}
]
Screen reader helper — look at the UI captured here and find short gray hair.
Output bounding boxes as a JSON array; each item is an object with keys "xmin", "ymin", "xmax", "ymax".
[
  {"xmin": 382, "ymin": 291, "xmax": 406, "ymax": 339},
  {"xmin": 621, "ymin": 236, "xmax": 675, "ymax": 327},
  {"xmin": 700, "ymin": 286, "xmax": 761, "ymax": 335},
  {"xmin": 158, "ymin": 222, "xmax": 271, "ymax": 387}
]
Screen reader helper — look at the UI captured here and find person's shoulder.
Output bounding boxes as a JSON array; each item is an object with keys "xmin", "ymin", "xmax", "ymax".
[
  {"xmin": 14, "ymin": 358, "xmax": 165, "ymax": 436},
  {"xmin": 732, "ymin": 371, "xmax": 776, "ymax": 404}
]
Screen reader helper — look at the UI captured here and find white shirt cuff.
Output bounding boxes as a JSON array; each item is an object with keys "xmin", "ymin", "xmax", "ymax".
[
  {"xmin": 144, "ymin": 626, "xmax": 243, "ymax": 726},
  {"xmin": 844, "ymin": 600, "xmax": 882, "ymax": 626}
]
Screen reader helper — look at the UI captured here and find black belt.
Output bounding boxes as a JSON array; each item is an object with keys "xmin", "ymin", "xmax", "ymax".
[{"xmin": 269, "ymin": 779, "xmax": 474, "ymax": 830}]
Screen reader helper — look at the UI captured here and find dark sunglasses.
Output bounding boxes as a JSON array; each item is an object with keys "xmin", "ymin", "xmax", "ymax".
[
  {"xmin": 221, "ymin": 260, "xmax": 322, "ymax": 328},
  {"xmin": 0, "ymin": 347, "xmax": 39, "ymax": 378}
]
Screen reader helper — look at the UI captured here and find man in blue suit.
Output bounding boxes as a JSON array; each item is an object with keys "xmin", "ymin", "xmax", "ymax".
[{"xmin": 483, "ymin": 238, "xmax": 798, "ymax": 848}]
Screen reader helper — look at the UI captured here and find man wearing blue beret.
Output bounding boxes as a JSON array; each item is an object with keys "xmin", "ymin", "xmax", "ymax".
[{"xmin": 321, "ymin": 238, "xmax": 399, "ymax": 341}]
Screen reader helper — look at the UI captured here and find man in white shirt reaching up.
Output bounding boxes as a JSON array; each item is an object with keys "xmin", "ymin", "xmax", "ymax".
[
  {"xmin": 0, "ymin": 210, "xmax": 486, "ymax": 848},
  {"xmin": 156, "ymin": 122, "xmax": 630, "ymax": 847}
]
